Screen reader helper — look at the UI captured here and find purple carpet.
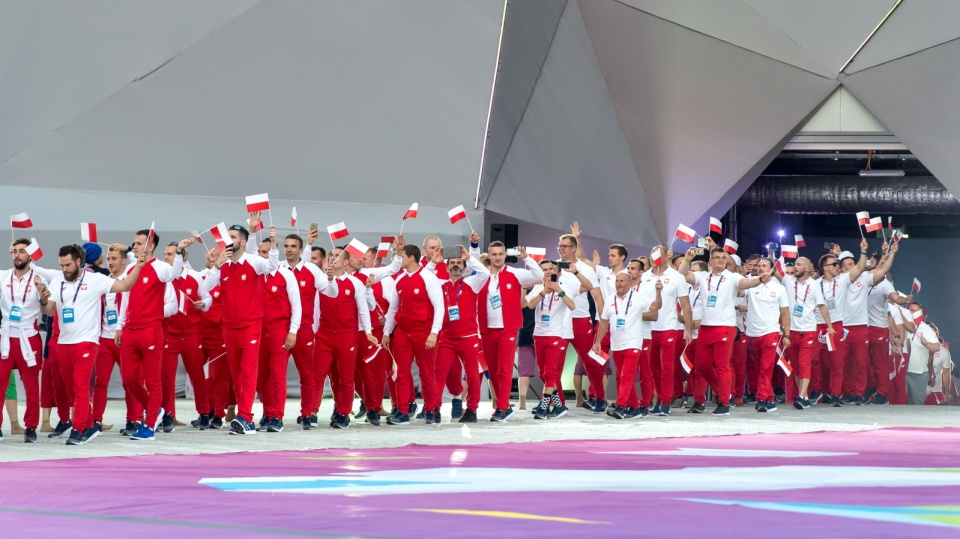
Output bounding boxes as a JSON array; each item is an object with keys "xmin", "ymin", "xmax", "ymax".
[{"xmin": 2, "ymin": 428, "xmax": 959, "ymax": 538}]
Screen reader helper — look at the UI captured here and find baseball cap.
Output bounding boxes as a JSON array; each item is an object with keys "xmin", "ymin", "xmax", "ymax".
[
  {"xmin": 837, "ymin": 251, "xmax": 854, "ymax": 261},
  {"xmin": 730, "ymin": 254, "xmax": 741, "ymax": 266}
]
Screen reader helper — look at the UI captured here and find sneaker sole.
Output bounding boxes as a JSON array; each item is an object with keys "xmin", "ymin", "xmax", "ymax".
[
  {"xmin": 130, "ymin": 435, "xmax": 155, "ymax": 441},
  {"xmin": 86, "ymin": 431, "xmax": 101, "ymax": 442},
  {"xmin": 793, "ymin": 402, "xmax": 804, "ymax": 410},
  {"xmin": 229, "ymin": 419, "xmax": 246, "ymax": 435}
]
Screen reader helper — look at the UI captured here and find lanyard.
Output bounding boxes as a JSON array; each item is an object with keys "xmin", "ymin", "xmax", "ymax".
[
  {"xmin": 707, "ymin": 273, "xmax": 724, "ymax": 293},
  {"xmin": 540, "ymin": 287, "xmax": 556, "ymax": 312},
  {"xmin": 10, "ymin": 270, "xmax": 33, "ymax": 306},
  {"xmin": 692, "ymin": 290, "xmax": 701, "ymax": 307},
  {"xmin": 60, "ymin": 273, "xmax": 85, "ymax": 306},
  {"xmin": 446, "ymin": 278, "xmax": 463, "ymax": 306},
  {"xmin": 794, "ymin": 281, "xmax": 810, "ymax": 303},
  {"xmin": 613, "ymin": 291, "xmax": 633, "ymax": 317},
  {"xmin": 821, "ymin": 279, "xmax": 838, "ymax": 300}
]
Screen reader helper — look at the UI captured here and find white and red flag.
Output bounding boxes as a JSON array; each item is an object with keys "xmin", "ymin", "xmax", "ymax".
[
  {"xmin": 26, "ymin": 238, "xmax": 42, "ymax": 262},
  {"xmin": 912, "ymin": 309, "xmax": 925, "ymax": 325},
  {"xmin": 146, "ymin": 221, "xmax": 156, "ymax": 249},
  {"xmin": 823, "ymin": 331, "xmax": 836, "ymax": 352},
  {"xmin": 588, "ymin": 349, "xmax": 609, "ymax": 365},
  {"xmin": 448, "ymin": 205, "xmax": 467, "ymax": 224},
  {"xmin": 782, "ymin": 245, "xmax": 798, "ymax": 259},
  {"xmin": 245, "ymin": 193, "xmax": 270, "ymax": 213},
  {"xmin": 674, "ymin": 223, "xmax": 696, "ymax": 244},
  {"xmin": 794, "ymin": 234, "xmax": 805, "ymax": 248},
  {"xmin": 723, "ymin": 238, "xmax": 738, "ymax": 254},
  {"xmin": 210, "ymin": 222, "xmax": 230, "ymax": 248},
  {"xmin": 190, "ymin": 230, "xmax": 204, "ymax": 244},
  {"xmin": 178, "ymin": 291, "xmax": 188, "ymax": 315},
  {"xmin": 774, "ymin": 256, "xmax": 786, "ymax": 275},
  {"xmin": 680, "ymin": 345, "xmax": 693, "ymax": 374},
  {"xmin": 526, "ymin": 247, "xmax": 547, "ymax": 262},
  {"xmin": 866, "ymin": 216, "xmax": 883, "ymax": 232},
  {"xmin": 403, "ymin": 203, "xmax": 419, "ymax": 220},
  {"xmin": 709, "ymin": 217, "xmax": 722, "ymax": 235},
  {"xmin": 345, "ymin": 238, "xmax": 368, "ymax": 260},
  {"xmin": 651, "ymin": 247, "xmax": 663, "ymax": 267},
  {"xmin": 327, "ymin": 222, "xmax": 349, "ymax": 241},
  {"xmin": 891, "ymin": 229, "xmax": 903, "ymax": 243},
  {"xmin": 912, "ymin": 278, "xmax": 921, "ymax": 294},
  {"xmin": 887, "ymin": 216, "xmax": 893, "ymax": 230},
  {"xmin": 80, "ymin": 222, "xmax": 98, "ymax": 243},
  {"xmin": 290, "ymin": 207, "xmax": 297, "ymax": 228},
  {"xmin": 376, "ymin": 242, "xmax": 391, "ymax": 259},
  {"xmin": 856, "ymin": 211, "xmax": 871, "ymax": 225},
  {"xmin": 11, "ymin": 212, "xmax": 32, "ymax": 229}
]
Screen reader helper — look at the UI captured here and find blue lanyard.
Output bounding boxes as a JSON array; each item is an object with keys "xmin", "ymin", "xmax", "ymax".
[
  {"xmin": 707, "ymin": 273, "xmax": 724, "ymax": 293},
  {"xmin": 613, "ymin": 291, "xmax": 633, "ymax": 317},
  {"xmin": 447, "ymin": 278, "xmax": 463, "ymax": 306},
  {"xmin": 60, "ymin": 272, "xmax": 85, "ymax": 305}
]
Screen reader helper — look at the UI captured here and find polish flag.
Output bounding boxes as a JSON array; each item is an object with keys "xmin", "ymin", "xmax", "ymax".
[
  {"xmin": 679, "ymin": 345, "xmax": 693, "ymax": 374},
  {"xmin": 891, "ymin": 229, "xmax": 903, "ymax": 244},
  {"xmin": 774, "ymin": 256, "xmax": 786, "ymax": 275},
  {"xmin": 448, "ymin": 205, "xmax": 467, "ymax": 224},
  {"xmin": 245, "ymin": 193, "xmax": 270, "ymax": 213},
  {"xmin": 178, "ymin": 291, "xmax": 188, "ymax": 315},
  {"xmin": 856, "ymin": 211, "xmax": 871, "ymax": 225},
  {"xmin": 147, "ymin": 221, "xmax": 156, "ymax": 249},
  {"xmin": 403, "ymin": 203, "xmax": 419, "ymax": 220},
  {"xmin": 866, "ymin": 216, "xmax": 883, "ymax": 232},
  {"xmin": 290, "ymin": 207, "xmax": 297, "ymax": 228},
  {"xmin": 80, "ymin": 222, "xmax": 98, "ymax": 243},
  {"xmin": 345, "ymin": 238, "xmax": 368, "ymax": 260},
  {"xmin": 709, "ymin": 217, "xmax": 722, "ymax": 235},
  {"xmin": 210, "ymin": 222, "xmax": 230, "ymax": 248},
  {"xmin": 651, "ymin": 247, "xmax": 663, "ymax": 267},
  {"xmin": 777, "ymin": 356, "xmax": 793, "ymax": 377},
  {"xmin": 822, "ymin": 331, "xmax": 836, "ymax": 352},
  {"xmin": 11, "ymin": 212, "xmax": 32, "ymax": 229},
  {"xmin": 526, "ymin": 247, "xmax": 547, "ymax": 262},
  {"xmin": 912, "ymin": 278, "xmax": 921, "ymax": 294},
  {"xmin": 887, "ymin": 216, "xmax": 893, "ymax": 230},
  {"xmin": 363, "ymin": 346, "xmax": 383, "ymax": 363},
  {"xmin": 190, "ymin": 230, "xmax": 204, "ymax": 244},
  {"xmin": 674, "ymin": 223, "xmax": 696, "ymax": 244},
  {"xmin": 723, "ymin": 238, "xmax": 738, "ymax": 254},
  {"xmin": 26, "ymin": 238, "xmax": 42, "ymax": 262},
  {"xmin": 327, "ymin": 222, "xmax": 349, "ymax": 241},
  {"xmin": 588, "ymin": 349, "xmax": 609, "ymax": 365},
  {"xmin": 376, "ymin": 242, "xmax": 391, "ymax": 259},
  {"xmin": 794, "ymin": 234, "xmax": 806, "ymax": 248},
  {"xmin": 912, "ymin": 309, "xmax": 925, "ymax": 325},
  {"xmin": 782, "ymin": 245, "xmax": 798, "ymax": 259}
]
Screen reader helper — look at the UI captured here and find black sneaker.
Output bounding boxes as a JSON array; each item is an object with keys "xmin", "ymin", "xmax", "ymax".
[
  {"xmin": 295, "ymin": 415, "xmax": 303, "ymax": 425},
  {"xmin": 354, "ymin": 403, "xmax": 367, "ymax": 420},
  {"xmin": 366, "ymin": 410, "xmax": 381, "ymax": 426},
  {"xmin": 503, "ymin": 407, "xmax": 514, "ymax": 421},
  {"xmin": 66, "ymin": 428, "xmax": 83, "ymax": 445},
  {"xmin": 80, "ymin": 425, "xmax": 101, "ymax": 443},
  {"xmin": 607, "ymin": 406, "xmax": 625, "ymax": 419},
  {"xmin": 435, "ymin": 408, "xmax": 443, "ymax": 424},
  {"xmin": 409, "ymin": 402, "xmax": 419, "ymax": 418},
  {"xmin": 424, "ymin": 411, "xmax": 435, "ymax": 425},
  {"xmin": 259, "ymin": 416, "xmax": 271, "ymax": 431},
  {"xmin": 853, "ymin": 396, "xmax": 865, "ymax": 406},
  {"xmin": 387, "ymin": 413, "xmax": 410, "ymax": 425},
  {"xmin": 120, "ymin": 420, "xmax": 139, "ymax": 436},
  {"xmin": 23, "ymin": 428, "xmax": 37, "ymax": 443},
  {"xmin": 687, "ymin": 402, "xmax": 706, "ymax": 414},
  {"xmin": 531, "ymin": 401, "xmax": 546, "ymax": 416},
  {"xmin": 198, "ymin": 414, "xmax": 210, "ymax": 430},
  {"xmin": 873, "ymin": 395, "xmax": 889, "ymax": 405},
  {"xmin": 765, "ymin": 400, "xmax": 778, "ymax": 412},
  {"xmin": 451, "ymin": 399, "xmax": 463, "ymax": 419},
  {"xmin": 757, "ymin": 401, "xmax": 768, "ymax": 413},
  {"xmin": 793, "ymin": 397, "xmax": 805, "ymax": 410},
  {"xmin": 48, "ymin": 420, "xmax": 72, "ymax": 438},
  {"xmin": 742, "ymin": 392, "xmax": 757, "ymax": 404},
  {"xmin": 301, "ymin": 416, "xmax": 313, "ymax": 430},
  {"xmin": 809, "ymin": 390, "xmax": 823, "ymax": 404},
  {"xmin": 581, "ymin": 397, "xmax": 596, "ymax": 411},
  {"xmin": 593, "ymin": 400, "xmax": 608, "ymax": 414},
  {"xmin": 210, "ymin": 416, "xmax": 223, "ymax": 429},
  {"xmin": 459, "ymin": 410, "xmax": 478, "ymax": 423},
  {"xmin": 547, "ymin": 404, "xmax": 568, "ymax": 418},
  {"xmin": 864, "ymin": 387, "xmax": 877, "ymax": 403},
  {"xmin": 712, "ymin": 404, "xmax": 730, "ymax": 416},
  {"xmin": 490, "ymin": 409, "xmax": 507, "ymax": 422},
  {"xmin": 267, "ymin": 418, "xmax": 284, "ymax": 432},
  {"xmin": 840, "ymin": 394, "xmax": 855, "ymax": 404},
  {"xmin": 161, "ymin": 413, "xmax": 175, "ymax": 433}
]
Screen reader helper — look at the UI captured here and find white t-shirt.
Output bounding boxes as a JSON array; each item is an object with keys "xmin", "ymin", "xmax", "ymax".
[
  {"xmin": 527, "ymin": 274, "xmax": 579, "ymax": 338},
  {"xmin": 570, "ymin": 260, "xmax": 600, "ymax": 319},
  {"xmin": 890, "ymin": 302, "xmax": 905, "ymax": 325},
  {"xmin": 843, "ymin": 272, "xmax": 875, "ymax": 326},
  {"xmin": 639, "ymin": 267, "xmax": 688, "ymax": 332},
  {"xmin": 734, "ymin": 295, "xmax": 747, "ymax": 332},
  {"xmin": 599, "ymin": 291, "xmax": 653, "ymax": 351},
  {"xmin": 781, "ymin": 275, "xmax": 826, "ymax": 333},
  {"xmin": 744, "ymin": 281, "xmax": 789, "ymax": 337},
  {"xmin": 907, "ymin": 322, "xmax": 938, "ymax": 374},
  {"xmin": 867, "ymin": 279, "xmax": 895, "ymax": 328},
  {"xmin": 930, "ymin": 348, "xmax": 952, "ymax": 393},
  {"xmin": 691, "ymin": 270, "xmax": 743, "ymax": 327},
  {"xmin": 814, "ymin": 276, "xmax": 852, "ymax": 324},
  {"xmin": 688, "ymin": 285, "xmax": 703, "ymax": 339},
  {"xmin": 595, "ymin": 265, "xmax": 617, "ymax": 303},
  {"xmin": 49, "ymin": 272, "xmax": 115, "ymax": 345}
]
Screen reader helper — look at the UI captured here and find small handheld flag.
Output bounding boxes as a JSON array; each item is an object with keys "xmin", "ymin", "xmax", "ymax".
[
  {"xmin": 723, "ymin": 238, "xmax": 738, "ymax": 254},
  {"xmin": 680, "ymin": 345, "xmax": 693, "ymax": 374},
  {"xmin": 448, "ymin": 205, "xmax": 467, "ymax": 224},
  {"xmin": 794, "ymin": 234, "xmax": 805, "ymax": 248},
  {"xmin": 376, "ymin": 242, "xmax": 391, "ymax": 259},
  {"xmin": 526, "ymin": 247, "xmax": 547, "ymax": 262},
  {"xmin": 290, "ymin": 207, "xmax": 297, "ymax": 229},
  {"xmin": 210, "ymin": 222, "xmax": 230, "ymax": 248},
  {"xmin": 363, "ymin": 346, "xmax": 383, "ymax": 364},
  {"xmin": 674, "ymin": 223, "xmax": 696, "ymax": 244},
  {"xmin": 80, "ymin": 222, "xmax": 98, "ymax": 243},
  {"xmin": 651, "ymin": 247, "xmax": 663, "ymax": 267},
  {"xmin": 912, "ymin": 278, "xmax": 921, "ymax": 295},
  {"xmin": 344, "ymin": 238, "xmax": 369, "ymax": 260},
  {"xmin": 866, "ymin": 216, "xmax": 883, "ymax": 233},
  {"xmin": 588, "ymin": 349, "xmax": 609, "ymax": 365},
  {"xmin": 709, "ymin": 217, "xmax": 722, "ymax": 235},
  {"xmin": 327, "ymin": 222, "xmax": 349, "ymax": 242},
  {"xmin": 26, "ymin": 238, "xmax": 42, "ymax": 262},
  {"xmin": 781, "ymin": 245, "xmax": 798, "ymax": 259},
  {"xmin": 912, "ymin": 309, "xmax": 925, "ymax": 325},
  {"xmin": 178, "ymin": 291, "xmax": 188, "ymax": 315},
  {"xmin": 403, "ymin": 203, "xmax": 419, "ymax": 220},
  {"xmin": 856, "ymin": 211, "xmax": 871, "ymax": 225},
  {"xmin": 245, "ymin": 193, "xmax": 270, "ymax": 213}
]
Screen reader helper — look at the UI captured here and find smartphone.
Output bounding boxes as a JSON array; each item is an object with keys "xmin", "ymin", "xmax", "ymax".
[
  {"xmin": 550, "ymin": 274, "xmax": 558, "ymax": 282},
  {"xmin": 696, "ymin": 237, "xmax": 707, "ymax": 248},
  {"xmin": 557, "ymin": 261, "xmax": 571, "ymax": 270},
  {"xmin": 689, "ymin": 247, "xmax": 705, "ymax": 256},
  {"xmin": 308, "ymin": 223, "xmax": 319, "ymax": 235},
  {"xmin": 442, "ymin": 246, "xmax": 461, "ymax": 259},
  {"xmin": 506, "ymin": 248, "xmax": 520, "ymax": 256},
  {"xmin": 824, "ymin": 242, "xmax": 836, "ymax": 250}
]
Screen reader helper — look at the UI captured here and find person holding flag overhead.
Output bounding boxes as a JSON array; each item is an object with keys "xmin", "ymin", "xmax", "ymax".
[
  {"xmin": 904, "ymin": 302, "xmax": 939, "ymax": 405},
  {"xmin": 743, "ymin": 258, "xmax": 790, "ymax": 412},
  {"xmin": 202, "ymin": 216, "xmax": 279, "ymax": 435}
]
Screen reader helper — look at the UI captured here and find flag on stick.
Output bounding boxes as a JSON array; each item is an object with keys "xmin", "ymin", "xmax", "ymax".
[
  {"xmin": 80, "ymin": 222, "xmax": 98, "ymax": 243},
  {"xmin": 680, "ymin": 345, "xmax": 693, "ymax": 374},
  {"xmin": 210, "ymin": 222, "xmax": 230, "ymax": 248},
  {"xmin": 856, "ymin": 211, "xmax": 871, "ymax": 225},
  {"xmin": 912, "ymin": 278, "xmax": 921, "ymax": 295},
  {"xmin": 709, "ymin": 217, "xmax": 722, "ymax": 235},
  {"xmin": 327, "ymin": 222, "xmax": 349, "ymax": 241},
  {"xmin": 866, "ymin": 216, "xmax": 883, "ymax": 232},
  {"xmin": 651, "ymin": 247, "xmax": 663, "ymax": 267},
  {"xmin": 723, "ymin": 238, "xmax": 738, "ymax": 254},
  {"xmin": 376, "ymin": 242, "xmax": 391, "ymax": 259},
  {"xmin": 245, "ymin": 193, "xmax": 270, "ymax": 213},
  {"xmin": 588, "ymin": 349, "xmax": 609, "ymax": 365},
  {"xmin": 26, "ymin": 238, "xmax": 42, "ymax": 262},
  {"xmin": 794, "ymin": 234, "xmax": 805, "ymax": 248},
  {"xmin": 674, "ymin": 223, "xmax": 696, "ymax": 244},
  {"xmin": 526, "ymin": 247, "xmax": 547, "ymax": 262},
  {"xmin": 290, "ymin": 207, "xmax": 298, "ymax": 229},
  {"xmin": 448, "ymin": 205, "xmax": 467, "ymax": 224},
  {"xmin": 403, "ymin": 203, "xmax": 419, "ymax": 220},
  {"xmin": 345, "ymin": 238, "xmax": 369, "ymax": 260},
  {"xmin": 11, "ymin": 212, "xmax": 32, "ymax": 229},
  {"xmin": 782, "ymin": 245, "xmax": 798, "ymax": 259}
]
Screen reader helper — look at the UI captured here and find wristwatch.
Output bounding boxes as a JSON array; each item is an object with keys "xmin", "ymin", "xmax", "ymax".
[{"xmin": 176, "ymin": 249, "xmax": 185, "ymax": 256}]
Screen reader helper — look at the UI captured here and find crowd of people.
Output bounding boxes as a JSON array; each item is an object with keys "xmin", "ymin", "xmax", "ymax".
[{"xmin": 0, "ymin": 214, "xmax": 953, "ymax": 445}]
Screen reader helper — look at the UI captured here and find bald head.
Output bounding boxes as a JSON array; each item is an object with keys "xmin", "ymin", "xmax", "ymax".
[
  {"xmin": 794, "ymin": 256, "xmax": 812, "ymax": 278},
  {"xmin": 422, "ymin": 235, "xmax": 442, "ymax": 261}
]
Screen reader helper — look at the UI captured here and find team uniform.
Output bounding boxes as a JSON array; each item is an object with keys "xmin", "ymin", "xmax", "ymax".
[
  {"xmin": 526, "ymin": 274, "xmax": 579, "ymax": 410},
  {"xmin": 93, "ymin": 272, "xmax": 142, "ymax": 430},
  {"xmin": 567, "ymin": 262, "xmax": 604, "ymax": 407},
  {"xmin": 0, "ymin": 268, "xmax": 47, "ymax": 434},
  {"xmin": 689, "ymin": 269, "xmax": 743, "ymax": 410},
  {"xmin": 866, "ymin": 279, "xmax": 896, "ymax": 403},
  {"xmin": 161, "ymin": 263, "xmax": 211, "ymax": 425},
  {"xmin": 639, "ymin": 267, "xmax": 688, "ymax": 412},
  {"xmin": 599, "ymin": 290, "xmax": 654, "ymax": 414},
  {"xmin": 841, "ymin": 271, "xmax": 875, "ymax": 402},
  {"xmin": 315, "ymin": 272, "xmax": 369, "ymax": 426},
  {"xmin": 257, "ymin": 265, "xmax": 302, "ymax": 428},
  {"xmin": 781, "ymin": 274, "xmax": 827, "ymax": 404},
  {"xmin": 743, "ymin": 280, "xmax": 789, "ymax": 408},
  {"xmin": 811, "ymin": 275, "xmax": 851, "ymax": 400}
]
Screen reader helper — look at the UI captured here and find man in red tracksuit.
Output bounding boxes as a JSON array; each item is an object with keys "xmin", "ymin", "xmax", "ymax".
[
  {"xmin": 316, "ymin": 245, "xmax": 375, "ymax": 429},
  {"xmin": 160, "ymin": 243, "xmax": 211, "ymax": 431},
  {"xmin": 199, "ymin": 249, "xmax": 232, "ymax": 429},
  {"xmin": 203, "ymin": 221, "xmax": 279, "ymax": 435},
  {"xmin": 115, "ymin": 230, "xmax": 192, "ymax": 440},
  {"xmin": 470, "ymin": 240, "xmax": 544, "ymax": 422},
  {"xmin": 382, "ymin": 245, "xmax": 444, "ymax": 425},
  {"xmin": 281, "ymin": 234, "xmax": 338, "ymax": 429},
  {"xmin": 433, "ymin": 245, "xmax": 489, "ymax": 424},
  {"xmin": 257, "ymin": 254, "xmax": 303, "ymax": 433},
  {"xmin": 361, "ymin": 247, "xmax": 399, "ymax": 423}
]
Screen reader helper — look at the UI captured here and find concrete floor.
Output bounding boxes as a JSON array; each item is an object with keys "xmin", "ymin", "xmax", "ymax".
[{"xmin": 1, "ymin": 398, "xmax": 957, "ymax": 463}]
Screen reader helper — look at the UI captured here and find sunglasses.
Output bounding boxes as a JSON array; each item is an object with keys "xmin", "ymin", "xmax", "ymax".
[{"xmin": 824, "ymin": 262, "xmax": 840, "ymax": 267}]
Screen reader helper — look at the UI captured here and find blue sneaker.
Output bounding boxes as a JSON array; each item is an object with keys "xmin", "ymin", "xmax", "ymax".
[
  {"xmin": 873, "ymin": 395, "xmax": 889, "ymax": 405},
  {"xmin": 607, "ymin": 406, "xmax": 625, "ymax": 419},
  {"xmin": 387, "ymin": 413, "xmax": 410, "ymax": 425},
  {"xmin": 451, "ymin": 399, "xmax": 464, "ymax": 419},
  {"xmin": 267, "ymin": 418, "xmax": 284, "ymax": 432},
  {"xmin": 593, "ymin": 400, "xmax": 607, "ymax": 414},
  {"xmin": 229, "ymin": 418, "xmax": 257, "ymax": 435},
  {"xmin": 581, "ymin": 397, "xmax": 595, "ymax": 411},
  {"xmin": 547, "ymin": 404, "xmax": 568, "ymax": 418},
  {"xmin": 66, "ymin": 429, "xmax": 83, "ymax": 445},
  {"xmin": 809, "ymin": 391, "xmax": 823, "ymax": 404},
  {"xmin": 649, "ymin": 404, "xmax": 662, "ymax": 416},
  {"xmin": 533, "ymin": 397, "xmax": 551, "ymax": 420},
  {"xmin": 503, "ymin": 407, "xmax": 514, "ymax": 421},
  {"xmin": 765, "ymin": 400, "xmax": 778, "ymax": 412},
  {"xmin": 490, "ymin": 409, "xmax": 507, "ymax": 422},
  {"xmin": 659, "ymin": 406, "xmax": 670, "ymax": 417},
  {"xmin": 130, "ymin": 424, "xmax": 155, "ymax": 441},
  {"xmin": 424, "ymin": 411, "xmax": 435, "ymax": 425},
  {"xmin": 153, "ymin": 407, "xmax": 165, "ymax": 431}
]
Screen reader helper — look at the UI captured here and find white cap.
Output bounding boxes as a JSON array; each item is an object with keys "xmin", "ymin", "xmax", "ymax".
[
  {"xmin": 837, "ymin": 250, "xmax": 854, "ymax": 261},
  {"xmin": 731, "ymin": 254, "xmax": 742, "ymax": 266}
]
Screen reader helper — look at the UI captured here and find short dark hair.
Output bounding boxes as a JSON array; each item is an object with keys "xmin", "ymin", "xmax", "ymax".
[
  {"xmin": 489, "ymin": 240, "xmax": 505, "ymax": 250},
  {"xmin": 12, "ymin": 238, "xmax": 30, "ymax": 248},
  {"xmin": 671, "ymin": 254, "xmax": 684, "ymax": 265},
  {"xmin": 228, "ymin": 224, "xmax": 249, "ymax": 241},
  {"xmin": 311, "ymin": 246, "xmax": 326, "ymax": 257},
  {"xmin": 59, "ymin": 244, "xmax": 85, "ymax": 263},
  {"xmin": 745, "ymin": 253, "xmax": 761, "ymax": 263},
  {"xmin": 819, "ymin": 253, "xmax": 836, "ymax": 270},
  {"xmin": 711, "ymin": 247, "xmax": 726, "ymax": 258},
  {"xmin": 284, "ymin": 234, "xmax": 303, "ymax": 249},
  {"xmin": 402, "ymin": 244, "xmax": 421, "ymax": 260},
  {"xmin": 539, "ymin": 259, "xmax": 557, "ymax": 269},
  {"xmin": 609, "ymin": 244, "xmax": 627, "ymax": 258},
  {"xmin": 136, "ymin": 229, "xmax": 159, "ymax": 250},
  {"xmin": 559, "ymin": 234, "xmax": 578, "ymax": 249}
]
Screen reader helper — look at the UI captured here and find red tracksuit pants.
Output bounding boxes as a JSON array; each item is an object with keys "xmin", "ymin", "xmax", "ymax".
[
  {"xmin": 694, "ymin": 325, "xmax": 735, "ymax": 406},
  {"xmin": 867, "ymin": 327, "xmax": 891, "ymax": 398},
  {"xmin": 58, "ymin": 341, "xmax": 99, "ymax": 432},
  {"xmin": 41, "ymin": 340, "xmax": 70, "ymax": 422},
  {"xmin": 258, "ymin": 325, "xmax": 290, "ymax": 420},
  {"xmin": 223, "ymin": 323, "xmax": 261, "ymax": 423},
  {"xmin": 649, "ymin": 330, "xmax": 680, "ymax": 406},
  {"xmin": 120, "ymin": 325, "xmax": 164, "ymax": 428},
  {"xmin": 784, "ymin": 330, "xmax": 817, "ymax": 400},
  {"xmin": 289, "ymin": 327, "xmax": 316, "ymax": 418},
  {"xmin": 362, "ymin": 329, "xmax": 389, "ymax": 413},
  {"xmin": 747, "ymin": 333, "xmax": 779, "ymax": 402},
  {"xmin": 730, "ymin": 332, "xmax": 748, "ymax": 399},
  {"xmin": 811, "ymin": 321, "xmax": 846, "ymax": 396},
  {"xmin": 842, "ymin": 325, "xmax": 870, "ymax": 398},
  {"xmin": 201, "ymin": 334, "xmax": 232, "ymax": 418},
  {"xmin": 94, "ymin": 337, "xmax": 141, "ymax": 423},
  {"xmin": 482, "ymin": 328, "xmax": 517, "ymax": 412},
  {"xmin": 436, "ymin": 335, "xmax": 481, "ymax": 412},
  {"xmin": 613, "ymin": 347, "xmax": 642, "ymax": 409},
  {"xmin": 570, "ymin": 317, "xmax": 604, "ymax": 400},
  {"xmin": 163, "ymin": 332, "xmax": 209, "ymax": 418},
  {"xmin": 392, "ymin": 328, "xmax": 437, "ymax": 414},
  {"xmin": 315, "ymin": 330, "xmax": 357, "ymax": 417},
  {"xmin": 0, "ymin": 335, "xmax": 42, "ymax": 429}
]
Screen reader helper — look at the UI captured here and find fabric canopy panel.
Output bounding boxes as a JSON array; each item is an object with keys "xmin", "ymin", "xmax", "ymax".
[{"xmin": 0, "ymin": 0, "xmax": 504, "ymax": 210}]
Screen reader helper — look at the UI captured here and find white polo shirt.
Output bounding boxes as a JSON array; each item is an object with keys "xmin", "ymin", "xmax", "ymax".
[
  {"xmin": 867, "ymin": 279, "xmax": 895, "ymax": 328},
  {"xmin": 814, "ymin": 276, "xmax": 852, "ymax": 325},
  {"xmin": 843, "ymin": 272, "xmax": 875, "ymax": 326},
  {"xmin": 907, "ymin": 322, "xmax": 937, "ymax": 374},
  {"xmin": 782, "ymin": 275, "xmax": 826, "ymax": 333},
  {"xmin": 527, "ymin": 274, "xmax": 579, "ymax": 338},
  {"xmin": 48, "ymin": 272, "xmax": 115, "ymax": 345},
  {"xmin": 691, "ymin": 270, "xmax": 743, "ymax": 327},
  {"xmin": 744, "ymin": 280, "xmax": 789, "ymax": 337},
  {"xmin": 595, "ymin": 265, "xmax": 617, "ymax": 303},
  {"xmin": 570, "ymin": 260, "xmax": 600, "ymax": 319},
  {"xmin": 688, "ymin": 286, "xmax": 703, "ymax": 339},
  {"xmin": 599, "ymin": 290, "xmax": 653, "ymax": 351},
  {"xmin": 639, "ymin": 267, "xmax": 688, "ymax": 332}
]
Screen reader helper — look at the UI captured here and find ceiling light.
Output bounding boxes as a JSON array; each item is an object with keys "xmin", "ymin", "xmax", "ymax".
[{"xmin": 859, "ymin": 169, "xmax": 905, "ymax": 177}]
